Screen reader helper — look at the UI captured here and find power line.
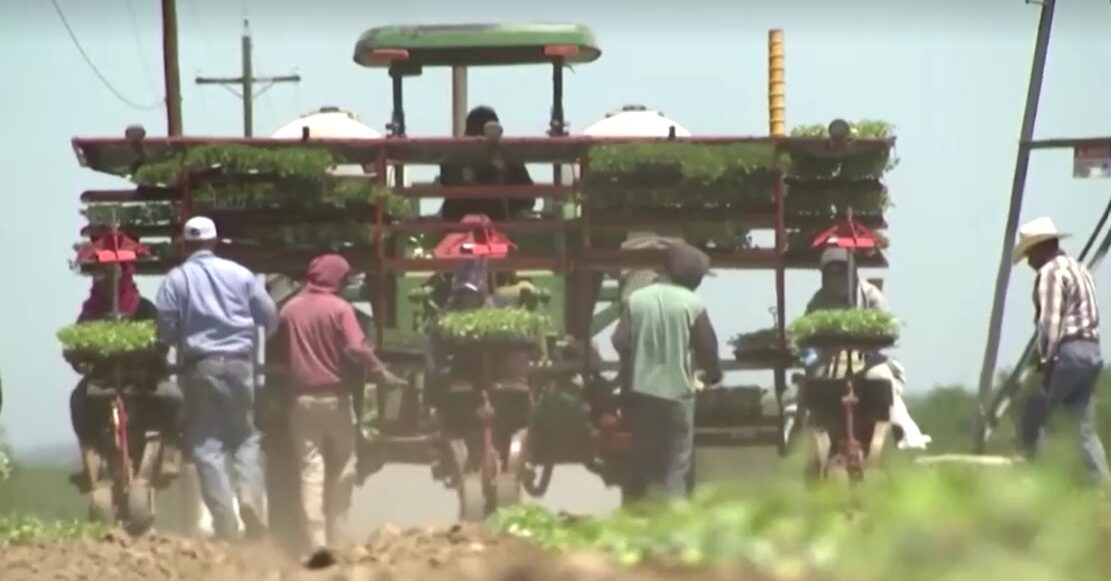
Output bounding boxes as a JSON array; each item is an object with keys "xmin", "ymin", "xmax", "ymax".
[
  {"xmin": 50, "ymin": 0, "xmax": 163, "ymax": 111},
  {"xmin": 120, "ymin": 0, "xmax": 156, "ymax": 92}
]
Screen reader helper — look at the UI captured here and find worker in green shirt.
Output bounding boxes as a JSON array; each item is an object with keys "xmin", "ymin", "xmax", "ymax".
[{"xmin": 612, "ymin": 242, "xmax": 722, "ymax": 501}]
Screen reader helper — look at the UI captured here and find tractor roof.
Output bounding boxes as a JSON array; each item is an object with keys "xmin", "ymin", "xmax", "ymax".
[{"xmin": 353, "ymin": 23, "xmax": 601, "ymax": 68}]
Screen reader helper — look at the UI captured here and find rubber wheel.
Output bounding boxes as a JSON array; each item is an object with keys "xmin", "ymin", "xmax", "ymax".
[
  {"xmin": 124, "ymin": 482, "xmax": 155, "ymax": 535},
  {"xmin": 88, "ymin": 485, "xmax": 115, "ymax": 525},
  {"xmin": 493, "ymin": 473, "xmax": 522, "ymax": 511},
  {"xmin": 458, "ymin": 474, "xmax": 485, "ymax": 523}
]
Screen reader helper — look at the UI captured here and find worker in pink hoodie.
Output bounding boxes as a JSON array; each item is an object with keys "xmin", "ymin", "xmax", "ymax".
[{"xmin": 272, "ymin": 254, "xmax": 404, "ymax": 555}]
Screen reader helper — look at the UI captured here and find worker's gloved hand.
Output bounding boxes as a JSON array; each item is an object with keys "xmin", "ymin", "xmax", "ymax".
[{"xmin": 376, "ymin": 367, "xmax": 408, "ymax": 387}]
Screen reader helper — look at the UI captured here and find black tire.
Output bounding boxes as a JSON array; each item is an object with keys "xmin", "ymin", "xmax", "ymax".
[
  {"xmin": 124, "ymin": 482, "xmax": 155, "ymax": 535},
  {"xmin": 89, "ymin": 485, "xmax": 115, "ymax": 525},
  {"xmin": 458, "ymin": 474, "xmax": 485, "ymax": 522}
]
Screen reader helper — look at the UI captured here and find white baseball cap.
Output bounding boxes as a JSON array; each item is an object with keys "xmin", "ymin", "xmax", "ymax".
[{"xmin": 183, "ymin": 216, "xmax": 218, "ymax": 241}]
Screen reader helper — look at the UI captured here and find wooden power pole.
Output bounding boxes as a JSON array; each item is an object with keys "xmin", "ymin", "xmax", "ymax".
[
  {"xmin": 161, "ymin": 0, "xmax": 183, "ymax": 136},
  {"xmin": 973, "ymin": 0, "xmax": 1056, "ymax": 452},
  {"xmin": 196, "ymin": 19, "xmax": 301, "ymax": 137}
]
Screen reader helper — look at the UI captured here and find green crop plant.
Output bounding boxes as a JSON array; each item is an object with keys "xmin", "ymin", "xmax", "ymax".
[
  {"xmin": 56, "ymin": 320, "xmax": 158, "ymax": 356},
  {"xmin": 491, "ymin": 465, "xmax": 1111, "ymax": 580},
  {"xmin": 132, "ymin": 145, "xmax": 336, "ymax": 185},
  {"xmin": 784, "ymin": 181, "xmax": 890, "ymax": 216},
  {"xmin": 437, "ymin": 308, "xmax": 553, "ymax": 344},
  {"xmin": 0, "ymin": 447, "xmax": 10, "ymax": 482},
  {"xmin": 788, "ymin": 309, "xmax": 900, "ymax": 344},
  {"xmin": 584, "ymin": 143, "xmax": 780, "ymax": 209},
  {"xmin": 0, "ymin": 515, "xmax": 107, "ymax": 544},
  {"xmin": 130, "ymin": 144, "xmax": 411, "ymax": 217},
  {"xmin": 788, "ymin": 120, "xmax": 898, "ymax": 179},
  {"xmin": 190, "ymin": 180, "xmax": 410, "ymax": 216},
  {"xmin": 729, "ymin": 327, "xmax": 799, "ymax": 359},
  {"xmin": 790, "ymin": 120, "xmax": 895, "ymax": 139},
  {"xmin": 83, "ymin": 202, "xmax": 177, "ymax": 226}
]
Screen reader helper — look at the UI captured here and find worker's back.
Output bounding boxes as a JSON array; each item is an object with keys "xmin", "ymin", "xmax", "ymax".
[{"xmin": 625, "ymin": 281, "xmax": 704, "ymax": 400}]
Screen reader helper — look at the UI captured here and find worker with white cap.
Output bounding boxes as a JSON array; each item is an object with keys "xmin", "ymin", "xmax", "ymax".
[
  {"xmin": 155, "ymin": 216, "xmax": 279, "ymax": 539},
  {"xmin": 1012, "ymin": 216, "xmax": 1109, "ymax": 483}
]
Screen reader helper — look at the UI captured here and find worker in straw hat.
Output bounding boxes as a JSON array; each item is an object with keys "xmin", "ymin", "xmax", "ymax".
[{"xmin": 1012, "ymin": 216, "xmax": 1110, "ymax": 483}]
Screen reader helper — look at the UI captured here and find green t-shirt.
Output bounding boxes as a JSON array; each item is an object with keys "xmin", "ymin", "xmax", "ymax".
[{"xmin": 625, "ymin": 281, "xmax": 706, "ymax": 400}]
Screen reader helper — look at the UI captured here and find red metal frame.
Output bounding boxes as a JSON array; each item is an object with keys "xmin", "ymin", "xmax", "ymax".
[
  {"xmin": 432, "ymin": 215, "xmax": 517, "ymax": 259},
  {"xmin": 71, "ymin": 134, "xmax": 892, "ymax": 342},
  {"xmin": 810, "ymin": 217, "xmax": 879, "ymax": 250},
  {"xmin": 75, "ymin": 229, "xmax": 146, "ymax": 499},
  {"xmin": 71, "ymin": 130, "xmax": 898, "ymax": 490}
]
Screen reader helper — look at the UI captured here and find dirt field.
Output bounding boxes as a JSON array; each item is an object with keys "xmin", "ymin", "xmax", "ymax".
[
  {"xmin": 0, "ymin": 449, "xmax": 781, "ymax": 581},
  {"xmin": 0, "ymin": 524, "xmax": 750, "ymax": 581}
]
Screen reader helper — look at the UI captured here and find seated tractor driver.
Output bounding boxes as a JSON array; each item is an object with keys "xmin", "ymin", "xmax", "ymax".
[
  {"xmin": 794, "ymin": 248, "xmax": 931, "ymax": 451},
  {"xmin": 439, "ymin": 106, "xmax": 536, "ymax": 223},
  {"xmin": 67, "ymin": 263, "xmax": 184, "ymax": 491}
]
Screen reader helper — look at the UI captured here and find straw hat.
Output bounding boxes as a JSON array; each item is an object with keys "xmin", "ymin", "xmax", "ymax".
[{"xmin": 1012, "ymin": 216, "xmax": 1071, "ymax": 264}]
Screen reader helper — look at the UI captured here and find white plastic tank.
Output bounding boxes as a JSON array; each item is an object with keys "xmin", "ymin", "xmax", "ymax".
[
  {"xmin": 271, "ymin": 106, "xmax": 407, "ymax": 185},
  {"xmin": 582, "ymin": 104, "xmax": 693, "ymax": 138}
]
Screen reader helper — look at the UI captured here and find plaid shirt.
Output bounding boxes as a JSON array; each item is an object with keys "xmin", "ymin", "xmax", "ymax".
[{"xmin": 1034, "ymin": 252, "xmax": 1100, "ymax": 363}]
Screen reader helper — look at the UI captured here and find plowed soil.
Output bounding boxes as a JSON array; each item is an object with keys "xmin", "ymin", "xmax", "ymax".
[{"xmin": 0, "ymin": 525, "xmax": 749, "ymax": 581}]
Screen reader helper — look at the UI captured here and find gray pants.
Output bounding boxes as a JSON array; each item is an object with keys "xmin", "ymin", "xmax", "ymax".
[
  {"xmin": 1020, "ymin": 339, "xmax": 1111, "ymax": 483},
  {"xmin": 626, "ymin": 392, "xmax": 694, "ymax": 503}
]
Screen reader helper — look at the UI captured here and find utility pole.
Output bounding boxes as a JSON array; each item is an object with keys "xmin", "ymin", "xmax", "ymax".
[
  {"xmin": 973, "ymin": 0, "xmax": 1056, "ymax": 453},
  {"xmin": 195, "ymin": 20, "xmax": 301, "ymax": 137},
  {"xmin": 161, "ymin": 0, "xmax": 183, "ymax": 136}
]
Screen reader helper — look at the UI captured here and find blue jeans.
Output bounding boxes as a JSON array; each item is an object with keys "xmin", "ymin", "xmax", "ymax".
[
  {"xmin": 181, "ymin": 354, "xmax": 264, "ymax": 538},
  {"xmin": 1020, "ymin": 340, "xmax": 1111, "ymax": 483},
  {"xmin": 626, "ymin": 391, "xmax": 694, "ymax": 502}
]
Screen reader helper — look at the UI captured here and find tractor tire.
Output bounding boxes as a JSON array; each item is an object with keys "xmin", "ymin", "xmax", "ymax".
[
  {"xmin": 88, "ymin": 485, "xmax": 115, "ymax": 525},
  {"xmin": 124, "ymin": 481, "xmax": 155, "ymax": 536},
  {"xmin": 458, "ymin": 474, "xmax": 486, "ymax": 523}
]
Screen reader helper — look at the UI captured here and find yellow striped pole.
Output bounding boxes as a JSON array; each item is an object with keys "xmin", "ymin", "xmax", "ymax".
[{"xmin": 768, "ymin": 29, "xmax": 785, "ymax": 137}]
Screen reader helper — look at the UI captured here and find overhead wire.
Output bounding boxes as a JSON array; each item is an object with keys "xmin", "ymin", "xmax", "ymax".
[
  {"xmin": 49, "ymin": 0, "xmax": 163, "ymax": 111},
  {"xmin": 120, "ymin": 0, "xmax": 156, "ymax": 93},
  {"xmin": 179, "ymin": 0, "xmax": 216, "ymax": 120}
]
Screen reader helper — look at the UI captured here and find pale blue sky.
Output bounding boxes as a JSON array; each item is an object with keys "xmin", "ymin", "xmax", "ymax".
[{"xmin": 3, "ymin": 0, "xmax": 1111, "ymax": 452}]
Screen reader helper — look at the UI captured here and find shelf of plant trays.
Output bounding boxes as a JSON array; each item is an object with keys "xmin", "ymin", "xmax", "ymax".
[{"xmin": 581, "ymin": 248, "xmax": 887, "ymax": 271}]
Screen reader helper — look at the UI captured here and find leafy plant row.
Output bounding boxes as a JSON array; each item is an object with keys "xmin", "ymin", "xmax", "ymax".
[
  {"xmin": 128, "ymin": 145, "xmax": 411, "ymax": 216},
  {"xmin": 56, "ymin": 320, "xmax": 158, "ymax": 356},
  {"xmin": 728, "ymin": 327, "xmax": 799, "ymax": 360},
  {"xmin": 436, "ymin": 308, "xmax": 553, "ymax": 344},
  {"xmin": 490, "ymin": 465, "xmax": 1109, "ymax": 580},
  {"xmin": 788, "ymin": 309, "xmax": 900, "ymax": 344},
  {"xmin": 0, "ymin": 514, "xmax": 108, "ymax": 544},
  {"xmin": 728, "ymin": 309, "xmax": 898, "ymax": 361}
]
